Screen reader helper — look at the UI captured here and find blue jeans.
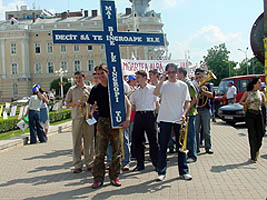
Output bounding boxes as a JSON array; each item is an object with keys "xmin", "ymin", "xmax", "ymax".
[
  {"xmin": 187, "ymin": 116, "xmax": 197, "ymax": 161},
  {"xmin": 195, "ymin": 108, "xmax": 211, "ymax": 151},
  {"xmin": 158, "ymin": 121, "xmax": 189, "ymax": 176},
  {"xmin": 29, "ymin": 110, "xmax": 47, "ymax": 144},
  {"xmin": 107, "ymin": 128, "xmax": 130, "ymax": 167}
]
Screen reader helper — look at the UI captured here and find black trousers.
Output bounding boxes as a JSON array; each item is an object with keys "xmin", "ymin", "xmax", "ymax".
[
  {"xmin": 132, "ymin": 111, "xmax": 159, "ymax": 168},
  {"xmin": 246, "ymin": 110, "xmax": 265, "ymax": 160}
]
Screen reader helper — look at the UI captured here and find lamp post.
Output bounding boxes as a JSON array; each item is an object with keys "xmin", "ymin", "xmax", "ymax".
[
  {"xmin": 55, "ymin": 68, "xmax": 67, "ymax": 99},
  {"xmin": 238, "ymin": 47, "xmax": 249, "ymax": 75}
]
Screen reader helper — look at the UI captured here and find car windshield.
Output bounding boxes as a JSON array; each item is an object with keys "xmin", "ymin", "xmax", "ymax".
[{"xmin": 217, "ymin": 80, "xmax": 233, "ymax": 95}]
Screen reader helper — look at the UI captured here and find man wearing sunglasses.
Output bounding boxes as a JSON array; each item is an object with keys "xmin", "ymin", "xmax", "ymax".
[{"xmin": 153, "ymin": 63, "xmax": 192, "ymax": 181}]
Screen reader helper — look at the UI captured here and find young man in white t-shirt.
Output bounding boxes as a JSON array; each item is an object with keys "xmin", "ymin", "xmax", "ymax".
[
  {"xmin": 153, "ymin": 63, "xmax": 192, "ymax": 181},
  {"xmin": 226, "ymin": 81, "xmax": 237, "ymax": 104}
]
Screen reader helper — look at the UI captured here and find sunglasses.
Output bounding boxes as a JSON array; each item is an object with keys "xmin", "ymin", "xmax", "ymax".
[{"xmin": 167, "ymin": 71, "xmax": 176, "ymax": 74}]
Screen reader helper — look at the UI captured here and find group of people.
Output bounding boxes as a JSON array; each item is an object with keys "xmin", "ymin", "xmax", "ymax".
[{"xmin": 66, "ymin": 63, "xmax": 220, "ymax": 189}]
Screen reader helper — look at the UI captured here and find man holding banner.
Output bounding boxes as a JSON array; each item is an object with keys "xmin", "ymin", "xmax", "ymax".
[{"xmin": 88, "ymin": 64, "xmax": 131, "ymax": 189}]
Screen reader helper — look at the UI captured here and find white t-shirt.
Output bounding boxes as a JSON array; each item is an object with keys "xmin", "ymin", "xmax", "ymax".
[
  {"xmin": 157, "ymin": 80, "xmax": 191, "ymax": 124},
  {"xmin": 226, "ymin": 85, "xmax": 237, "ymax": 99}
]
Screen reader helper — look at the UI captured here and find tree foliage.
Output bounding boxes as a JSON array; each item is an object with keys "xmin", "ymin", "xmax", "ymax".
[
  {"xmin": 201, "ymin": 43, "xmax": 264, "ymax": 86},
  {"xmin": 202, "ymin": 43, "xmax": 237, "ymax": 85},
  {"xmin": 50, "ymin": 77, "xmax": 71, "ymax": 98}
]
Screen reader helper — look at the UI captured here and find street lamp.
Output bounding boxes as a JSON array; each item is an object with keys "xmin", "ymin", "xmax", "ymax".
[
  {"xmin": 55, "ymin": 68, "xmax": 68, "ymax": 99},
  {"xmin": 238, "ymin": 47, "xmax": 248, "ymax": 75}
]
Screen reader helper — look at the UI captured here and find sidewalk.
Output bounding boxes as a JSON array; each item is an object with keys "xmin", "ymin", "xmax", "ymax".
[
  {"xmin": 0, "ymin": 121, "xmax": 72, "ymax": 152},
  {"xmin": 0, "ymin": 120, "xmax": 266, "ymax": 200}
]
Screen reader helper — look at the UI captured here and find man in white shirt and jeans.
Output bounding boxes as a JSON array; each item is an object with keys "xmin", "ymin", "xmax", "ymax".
[
  {"xmin": 153, "ymin": 63, "xmax": 192, "ymax": 181},
  {"xmin": 226, "ymin": 81, "xmax": 237, "ymax": 104}
]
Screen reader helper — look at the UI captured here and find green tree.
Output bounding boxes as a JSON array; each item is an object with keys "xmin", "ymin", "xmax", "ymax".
[
  {"xmin": 202, "ymin": 43, "xmax": 237, "ymax": 85},
  {"xmin": 50, "ymin": 77, "xmax": 71, "ymax": 98},
  {"xmin": 237, "ymin": 57, "xmax": 264, "ymax": 75}
]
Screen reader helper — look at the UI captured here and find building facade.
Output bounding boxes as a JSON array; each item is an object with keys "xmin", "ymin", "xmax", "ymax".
[{"xmin": 0, "ymin": 0, "xmax": 168, "ymax": 100}]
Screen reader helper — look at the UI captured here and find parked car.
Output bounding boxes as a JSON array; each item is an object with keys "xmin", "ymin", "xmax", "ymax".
[
  {"xmin": 214, "ymin": 74, "xmax": 265, "ymax": 115},
  {"xmin": 217, "ymin": 103, "xmax": 245, "ymax": 126}
]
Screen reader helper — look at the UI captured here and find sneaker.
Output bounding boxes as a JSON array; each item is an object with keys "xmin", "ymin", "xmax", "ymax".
[
  {"xmin": 187, "ymin": 158, "xmax": 197, "ymax": 163},
  {"xmin": 110, "ymin": 178, "xmax": 121, "ymax": 187},
  {"xmin": 72, "ymin": 168, "xmax": 82, "ymax": 173},
  {"xmin": 180, "ymin": 174, "xmax": 192, "ymax": 180},
  {"xmin": 91, "ymin": 180, "xmax": 103, "ymax": 189},
  {"xmin": 122, "ymin": 165, "xmax": 130, "ymax": 171},
  {"xmin": 156, "ymin": 175, "xmax": 166, "ymax": 181}
]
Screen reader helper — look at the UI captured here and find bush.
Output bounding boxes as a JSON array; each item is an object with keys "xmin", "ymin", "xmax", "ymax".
[{"xmin": 0, "ymin": 109, "xmax": 71, "ymax": 133}]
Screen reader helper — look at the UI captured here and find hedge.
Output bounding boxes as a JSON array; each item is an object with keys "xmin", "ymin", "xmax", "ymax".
[{"xmin": 0, "ymin": 109, "xmax": 71, "ymax": 133}]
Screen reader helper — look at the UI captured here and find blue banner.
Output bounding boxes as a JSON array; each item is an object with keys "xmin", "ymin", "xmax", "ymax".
[{"xmin": 52, "ymin": 0, "xmax": 165, "ymax": 128}]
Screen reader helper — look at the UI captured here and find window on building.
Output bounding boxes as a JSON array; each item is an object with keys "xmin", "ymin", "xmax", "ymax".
[
  {"xmin": 60, "ymin": 61, "xmax": 68, "ymax": 71},
  {"xmin": 47, "ymin": 42, "xmax": 53, "ymax": 53},
  {"xmin": 35, "ymin": 63, "xmax": 42, "ymax": 73},
  {"xmin": 74, "ymin": 60, "xmax": 80, "ymax": 72},
  {"xmin": 35, "ymin": 43, "xmax": 41, "ymax": 54},
  {"xmin": 47, "ymin": 62, "xmax": 54, "ymax": 73},
  {"xmin": 88, "ymin": 60, "xmax": 94, "ymax": 71},
  {"xmin": 88, "ymin": 45, "xmax": 93, "ymax": 51},
  {"xmin": 11, "ymin": 63, "xmax": 18, "ymax": 75},
  {"xmin": 74, "ymin": 45, "xmax": 80, "ymax": 52},
  {"xmin": 13, "ymin": 83, "xmax": 18, "ymax": 96},
  {"xmin": 61, "ymin": 45, "xmax": 66, "ymax": 53},
  {"xmin": 10, "ymin": 43, "xmax": 16, "ymax": 55}
]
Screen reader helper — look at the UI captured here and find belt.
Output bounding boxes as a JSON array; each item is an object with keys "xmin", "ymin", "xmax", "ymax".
[
  {"xmin": 247, "ymin": 109, "xmax": 261, "ymax": 115},
  {"xmin": 136, "ymin": 110, "xmax": 154, "ymax": 114}
]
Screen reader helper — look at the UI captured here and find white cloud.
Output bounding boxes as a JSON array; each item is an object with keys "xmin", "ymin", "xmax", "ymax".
[{"xmin": 0, "ymin": 0, "xmax": 26, "ymax": 20}]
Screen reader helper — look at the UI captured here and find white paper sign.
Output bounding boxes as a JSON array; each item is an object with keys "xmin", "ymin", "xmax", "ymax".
[
  {"xmin": 17, "ymin": 120, "xmax": 28, "ymax": 131},
  {"xmin": 52, "ymin": 102, "xmax": 59, "ymax": 111},
  {"xmin": 9, "ymin": 105, "xmax": 17, "ymax": 117},
  {"xmin": 86, "ymin": 117, "xmax": 97, "ymax": 126},
  {"xmin": 18, "ymin": 106, "xmax": 24, "ymax": 120},
  {"xmin": 23, "ymin": 105, "xmax": 29, "ymax": 116},
  {"xmin": 3, "ymin": 111, "xmax": 8, "ymax": 120}
]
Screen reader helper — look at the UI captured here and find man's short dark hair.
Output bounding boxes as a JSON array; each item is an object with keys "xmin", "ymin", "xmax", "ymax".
[
  {"xmin": 165, "ymin": 63, "xmax": 177, "ymax": 72},
  {"xmin": 135, "ymin": 70, "xmax": 147, "ymax": 78},
  {"xmin": 74, "ymin": 71, "xmax": 85, "ymax": 77},
  {"xmin": 195, "ymin": 68, "xmax": 205, "ymax": 75},
  {"xmin": 149, "ymin": 69, "xmax": 159, "ymax": 75},
  {"xmin": 178, "ymin": 67, "xmax": 187, "ymax": 77}
]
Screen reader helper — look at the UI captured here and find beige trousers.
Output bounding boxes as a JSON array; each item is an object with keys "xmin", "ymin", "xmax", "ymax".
[{"xmin": 72, "ymin": 119, "xmax": 95, "ymax": 169}]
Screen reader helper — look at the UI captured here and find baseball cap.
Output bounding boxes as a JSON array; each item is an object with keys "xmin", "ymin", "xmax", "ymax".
[
  {"xmin": 228, "ymin": 81, "xmax": 234, "ymax": 85},
  {"xmin": 261, "ymin": 83, "xmax": 266, "ymax": 88},
  {"xmin": 128, "ymin": 75, "xmax": 136, "ymax": 81}
]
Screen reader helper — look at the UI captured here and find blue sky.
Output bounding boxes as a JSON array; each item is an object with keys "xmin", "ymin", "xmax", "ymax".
[{"xmin": 0, "ymin": 0, "xmax": 263, "ymax": 65}]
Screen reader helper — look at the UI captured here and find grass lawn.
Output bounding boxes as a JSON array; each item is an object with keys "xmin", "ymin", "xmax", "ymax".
[{"xmin": 0, "ymin": 118, "xmax": 71, "ymax": 141}]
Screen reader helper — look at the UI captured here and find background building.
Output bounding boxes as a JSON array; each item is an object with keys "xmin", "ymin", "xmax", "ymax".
[{"xmin": 0, "ymin": 0, "xmax": 168, "ymax": 101}]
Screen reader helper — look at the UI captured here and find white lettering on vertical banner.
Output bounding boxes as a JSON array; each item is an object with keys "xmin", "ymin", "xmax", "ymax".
[
  {"xmin": 111, "ymin": 52, "xmax": 117, "ymax": 62},
  {"xmin": 105, "ymin": 6, "xmax": 112, "ymax": 19},
  {"xmin": 112, "ymin": 66, "xmax": 120, "ymax": 103},
  {"xmin": 115, "ymin": 111, "xmax": 122, "ymax": 123}
]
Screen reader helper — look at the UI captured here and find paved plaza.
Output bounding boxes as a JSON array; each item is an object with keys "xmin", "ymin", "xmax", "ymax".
[{"xmin": 0, "ymin": 121, "xmax": 266, "ymax": 200}]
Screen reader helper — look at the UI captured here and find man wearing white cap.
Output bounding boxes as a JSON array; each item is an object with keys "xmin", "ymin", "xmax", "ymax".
[{"xmin": 226, "ymin": 81, "xmax": 237, "ymax": 104}]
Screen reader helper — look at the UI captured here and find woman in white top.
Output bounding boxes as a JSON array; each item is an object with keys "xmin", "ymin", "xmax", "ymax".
[
  {"xmin": 26, "ymin": 85, "xmax": 47, "ymax": 144},
  {"xmin": 240, "ymin": 77, "xmax": 266, "ymax": 162}
]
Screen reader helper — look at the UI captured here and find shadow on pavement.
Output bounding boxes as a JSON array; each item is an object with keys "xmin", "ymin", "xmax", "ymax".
[
  {"xmin": 28, "ymin": 161, "xmax": 72, "ymax": 173},
  {"xmin": 0, "ymin": 171, "xmax": 92, "ymax": 188},
  {"xmin": 23, "ymin": 177, "xmax": 177, "ymax": 200},
  {"xmin": 23, "ymin": 149, "xmax": 72, "ymax": 161},
  {"xmin": 210, "ymin": 160, "xmax": 256, "ymax": 173}
]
